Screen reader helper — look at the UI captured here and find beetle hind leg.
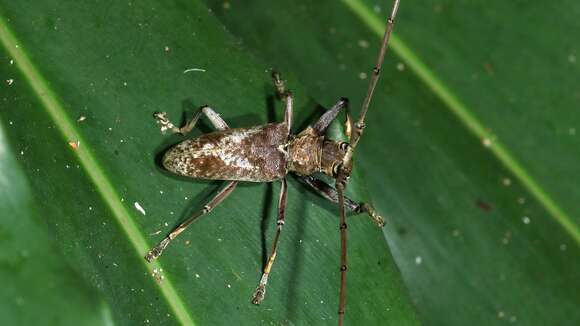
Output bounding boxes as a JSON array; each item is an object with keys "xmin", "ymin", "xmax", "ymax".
[
  {"xmin": 153, "ymin": 106, "xmax": 229, "ymax": 135},
  {"xmin": 145, "ymin": 181, "xmax": 238, "ymax": 262}
]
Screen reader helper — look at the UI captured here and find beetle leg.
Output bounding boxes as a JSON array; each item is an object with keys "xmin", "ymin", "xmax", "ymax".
[
  {"xmin": 252, "ymin": 178, "xmax": 288, "ymax": 305},
  {"xmin": 271, "ymin": 72, "xmax": 286, "ymax": 99},
  {"xmin": 201, "ymin": 106, "xmax": 230, "ymax": 131},
  {"xmin": 299, "ymin": 175, "xmax": 385, "ymax": 227},
  {"xmin": 271, "ymin": 72, "xmax": 293, "ymax": 135},
  {"xmin": 153, "ymin": 111, "xmax": 185, "ymax": 134},
  {"xmin": 145, "ymin": 181, "xmax": 238, "ymax": 262},
  {"xmin": 153, "ymin": 106, "xmax": 229, "ymax": 135},
  {"xmin": 283, "ymin": 91, "xmax": 293, "ymax": 136},
  {"xmin": 312, "ymin": 98, "xmax": 350, "ymax": 136}
]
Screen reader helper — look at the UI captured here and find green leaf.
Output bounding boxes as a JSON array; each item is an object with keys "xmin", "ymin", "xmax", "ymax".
[
  {"xmin": 203, "ymin": 0, "xmax": 580, "ymax": 325},
  {"xmin": 0, "ymin": 0, "xmax": 418, "ymax": 325},
  {"xmin": 0, "ymin": 121, "xmax": 111, "ymax": 325}
]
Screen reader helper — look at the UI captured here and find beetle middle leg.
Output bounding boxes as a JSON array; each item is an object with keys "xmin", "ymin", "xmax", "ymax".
[
  {"xmin": 145, "ymin": 180, "xmax": 238, "ymax": 262},
  {"xmin": 252, "ymin": 178, "xmax": 288, "ymax": 305},
  {"xmin": 154, "ymin": 105, "xmax": 229, "ymax": 135},
  {"xmin": 300, "ymin": 175, "xmax": 385, "ymax": 227}
]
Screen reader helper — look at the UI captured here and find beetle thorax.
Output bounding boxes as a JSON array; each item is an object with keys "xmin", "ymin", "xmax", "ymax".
[
  {"xmin": 286, "ymin": 127, "xmax": 323, "ymax": 176},
  {"xmin": 286, "ymin": 126, "xmax": 349, "ymax": 177}
]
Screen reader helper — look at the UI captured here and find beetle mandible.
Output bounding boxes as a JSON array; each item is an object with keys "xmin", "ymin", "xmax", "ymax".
[{"xmin": 145, "ymin": 1, "xmax": 401, "ymax": 325}]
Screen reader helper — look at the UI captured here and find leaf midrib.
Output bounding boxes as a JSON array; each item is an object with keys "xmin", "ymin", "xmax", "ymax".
[
  {"xmin": 0, "ymin": 15, "xmax": 196, "ymax": 326},
  {"xmin": 342, "ymin": 0, "xmax": 580, "ymax": 246}
]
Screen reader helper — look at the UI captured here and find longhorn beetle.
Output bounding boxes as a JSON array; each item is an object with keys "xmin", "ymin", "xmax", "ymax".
[{"xmin": 145, "ymin": 1, "xmax": 401, "ymax": 325}]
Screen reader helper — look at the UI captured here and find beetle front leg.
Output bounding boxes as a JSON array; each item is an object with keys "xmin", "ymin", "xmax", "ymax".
[
  {"xmin": 252, "ymin": 178, "xmax": 288, "ymax": 305},
  {"xmin": 272, "ymin": 72, "xmax": 287, "ymax": 99},
  {"xmin": 312, "ymin": 98, "xmax": 350, "ymax": 136},
  {"xmin": 300, "ymin": 175, "xmax": 385, "ymax": 227},
  {"xmin": 154, "ymin": 106, "xmax": 230, "ymax": 135}
]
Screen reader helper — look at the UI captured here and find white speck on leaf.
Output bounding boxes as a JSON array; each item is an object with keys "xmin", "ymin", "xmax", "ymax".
[
  {"xmin": 152, "ymin": 268, "xmax": 164, "ymax": 282},
  {"xmin": 6, "ymin": 79, "xmax": 14, "ymax": 86},
  {"xmin": 184, "ymin": 68, "xmax": 206, "ymax": 73},
  {"xmin": 522, "ymin": 216, "xmax": 531, "ymax": 224},
  {"xmin": 134, "ymin": 202, "xmax": 146, "ymax": 215},
  {"xmin": 415, "ymin": 256, "xmax": 422, "ymax": 265}
]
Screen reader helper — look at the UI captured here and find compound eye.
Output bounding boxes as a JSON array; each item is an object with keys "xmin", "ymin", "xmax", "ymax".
[{"xmin": 339, "ymin": 142, "xmax": 349, "ymax": 151}]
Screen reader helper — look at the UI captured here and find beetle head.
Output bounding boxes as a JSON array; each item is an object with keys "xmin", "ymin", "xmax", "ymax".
[{"xmin": 320, "ymin": 140, "xmax": 350, "ymax": 178}]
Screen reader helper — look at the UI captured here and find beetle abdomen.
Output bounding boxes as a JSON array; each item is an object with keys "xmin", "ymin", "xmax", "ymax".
[{"xmin": 163, "ymin": 123, "xmax": 288, "ymax": 182}]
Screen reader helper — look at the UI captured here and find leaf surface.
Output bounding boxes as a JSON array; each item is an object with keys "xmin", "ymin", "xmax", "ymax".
[{"xmin": 0, "ymin": 122, "xmax": 111, "ymax": 325}]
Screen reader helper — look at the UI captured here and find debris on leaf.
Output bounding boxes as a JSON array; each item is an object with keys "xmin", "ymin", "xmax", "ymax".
[
  {"xmin": 183, "ymin": 68, "xmax": 206, "ymax": 73},
  {"xmin": 68, "ymin": 140, "xmax": 80, "ymax": 150},
  {"xmin": 134, "ymin": 201, "xmax": 146, "ymax": 215}
]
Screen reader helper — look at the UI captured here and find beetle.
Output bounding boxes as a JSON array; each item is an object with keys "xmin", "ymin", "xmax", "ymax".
[{"xmin": 145, "ymin": 1, "xmax": 400, "ymax": 325}]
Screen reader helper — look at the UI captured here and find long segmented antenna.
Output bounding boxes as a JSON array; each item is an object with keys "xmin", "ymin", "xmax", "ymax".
[{"xmin": 336, "ymin": 1, "xmax": 401, "ymax": 325}]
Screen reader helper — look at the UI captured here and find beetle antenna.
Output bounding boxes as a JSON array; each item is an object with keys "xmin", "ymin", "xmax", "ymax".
[
  {"xmin": 353, "ymin": 0, "xmax": 400, "ymax": 148},
  {"xmin": 336, "ymin": 1, "xmax": 401, "ymax": 325}
]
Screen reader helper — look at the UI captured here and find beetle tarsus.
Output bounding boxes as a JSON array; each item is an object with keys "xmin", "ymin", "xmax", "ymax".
[
  {"xmin": 251, "ymin": 273, "xmax": 269, "ymax": 305},
  {"xmin": 360, "ymin": 203, "xmax": 386, "ymax": 227},
  {"xmin": 271, "ymin": 71, "xmax": 287, "ymax": 99},
  {"xmin": 153, "ymin": 111, "xmax": 177, "ymax": 134},
  {"xmin": 145, "ymin": 236, "xmax": 171, "ymax": 262},
  {"xmin": 251, "ymin": 284, "xmax": 266, "ymax": 305}
]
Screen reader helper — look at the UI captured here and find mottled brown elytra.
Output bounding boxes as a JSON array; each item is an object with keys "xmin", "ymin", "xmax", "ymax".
[{"xmin": 145, "ymin": 1, "xmax": 400, "ymax": 325}]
